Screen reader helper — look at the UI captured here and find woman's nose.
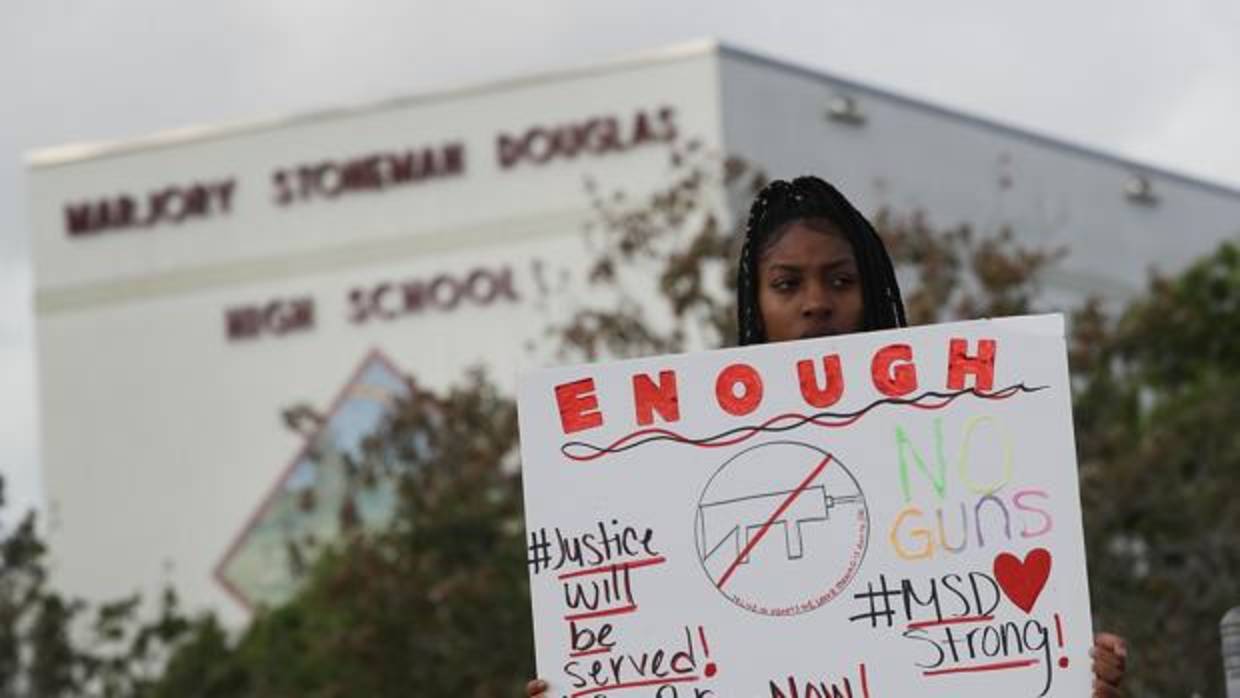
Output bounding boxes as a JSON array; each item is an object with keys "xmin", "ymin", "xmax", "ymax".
[{"xmin": 801, "ymin": 281, "xmax": 835, "ymax": 315}]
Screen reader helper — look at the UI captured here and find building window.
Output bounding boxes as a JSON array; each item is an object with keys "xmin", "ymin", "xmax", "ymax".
[
  {"xmin": 826, "ymin": 94, "xmax": 866, "ymax": 126},
  {"xmin": 1124, "ymin": 174, "xmax": 1158, "ymax": 205}
]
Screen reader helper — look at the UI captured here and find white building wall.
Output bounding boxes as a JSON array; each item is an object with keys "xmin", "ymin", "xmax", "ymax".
[{"xmin": 29, "ymin": 48, "xmax": 724, "ymax": 624}]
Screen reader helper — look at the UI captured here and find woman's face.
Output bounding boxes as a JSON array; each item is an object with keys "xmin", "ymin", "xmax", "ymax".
[{"xmin": 756, "ymin": 221, "xmax": 865, "ymax": 342}]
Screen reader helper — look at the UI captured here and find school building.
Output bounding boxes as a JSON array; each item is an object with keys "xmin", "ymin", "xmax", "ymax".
[{"xmin": 26, "ymin": 40, "xmax": 1240, "ymax": 626}]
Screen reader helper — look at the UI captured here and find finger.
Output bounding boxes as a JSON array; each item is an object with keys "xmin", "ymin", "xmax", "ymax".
[
  {"xmin": 1092, "ymin": 655, "xmax": 1125, "ymax": 686},
  {"xmin": 1094, "ymin": 632, "xmax": 1128, "ymax": 659},
  {"xmin": 526, "ymin": 679, "xmax": 549, "ymax": 697},
  {"xmin": 1092, "ymin": 677, "xmax": 1122, "ymax": 698},
  {"xmin": 1090, "ymin": 645, "xmax": 1127, "ymax": 682}
]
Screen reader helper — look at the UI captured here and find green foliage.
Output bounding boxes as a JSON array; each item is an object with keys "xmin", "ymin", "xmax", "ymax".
[
  {"xmin": 147, "ymin": 371, "xmax": 532, "ymax": 698},
  {"xmin": 552, "ymin": 146, "xmax": 756, "ymax": 360},
  {"xmin": 1074, "ymin": 243, "xmax": 1240, "ymax": 698},
  {"xmin": 874, "ymin": 209, "xmax": 1066, "ymax": 324},
  {"xmin": 142, "ymin": 617, "xmax": 246, "ymax": 698},
  {"xmin": 0, "ymin": 501, "xmax": 194, "ymax": 697}
]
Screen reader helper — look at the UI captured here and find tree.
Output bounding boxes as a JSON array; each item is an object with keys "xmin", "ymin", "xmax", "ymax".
[
  {"xmin": 0, "ymin": 485, "xmax": 194, "ymax": 697},
  {"xmin": 144, "ymin": 371, "xmax": 531, "ymax": 698},
  {"xmin": 1072, "ymin": 243, "xmax": 1240, "ymax": 698}
]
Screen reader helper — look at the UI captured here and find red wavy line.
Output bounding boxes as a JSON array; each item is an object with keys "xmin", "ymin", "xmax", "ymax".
[{"xmin": 562, "ymin": 385, "xmax": 1031, "ymax": 462}]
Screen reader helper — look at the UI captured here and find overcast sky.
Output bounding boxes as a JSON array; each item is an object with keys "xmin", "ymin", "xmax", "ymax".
[{"xmin": 3, "ymin": 0, "xmax": 1240, "ymax": 520}]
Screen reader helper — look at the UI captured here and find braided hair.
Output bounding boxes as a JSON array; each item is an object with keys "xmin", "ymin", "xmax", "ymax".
[{"xmin": 736, "ymin": 176, "xmax": 907, "ymax": 345}]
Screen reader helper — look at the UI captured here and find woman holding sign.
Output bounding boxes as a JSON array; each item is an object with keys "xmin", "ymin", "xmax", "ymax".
[{"xmin": 527, "ymin": 175, "xmax": 1127, "ymax": 698}]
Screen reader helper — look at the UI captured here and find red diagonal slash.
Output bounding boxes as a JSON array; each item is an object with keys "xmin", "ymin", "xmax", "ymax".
[{"xmin": 715, "ymin": 453, "xmax": 835, "ymax": 590}]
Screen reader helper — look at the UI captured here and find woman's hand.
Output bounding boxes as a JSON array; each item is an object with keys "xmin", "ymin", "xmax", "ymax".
[
  {"xmin": 1091, "ymin": 632, "xmax": 1127, "ymax": 697},
  {"xmin": 526, "ymin": 678, "xmax": 549, "ymax": 697}
]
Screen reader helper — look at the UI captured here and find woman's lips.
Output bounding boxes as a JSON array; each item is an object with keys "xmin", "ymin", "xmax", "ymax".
[{"xmin": 801, "ymin": 325, "xmax": 843, "ymax": 339}]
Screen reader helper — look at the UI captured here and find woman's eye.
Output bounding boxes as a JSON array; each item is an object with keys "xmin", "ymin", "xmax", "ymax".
[
  {"xmin": 831, "ymin": 275, "xmax": 855, "ymax": 289},
  {"xmin": 771, "ymin": 278, "xmax": 798, "ymax": 292}
]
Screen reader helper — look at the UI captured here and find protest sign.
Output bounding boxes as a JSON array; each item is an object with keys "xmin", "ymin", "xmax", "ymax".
[{"xmin": 518, "ymin": 315, "xmax": 1093, "ymax": 697}]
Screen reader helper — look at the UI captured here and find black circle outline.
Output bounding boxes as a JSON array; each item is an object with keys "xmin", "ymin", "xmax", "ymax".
[{"xmin": 693, "ymin": 440, "xmax": 870, "ymax": 615}]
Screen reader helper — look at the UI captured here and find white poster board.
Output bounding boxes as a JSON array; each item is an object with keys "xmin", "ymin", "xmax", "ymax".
[{"xmin": 518, "ymin": 315, "xmax": 1093, "ymax": 698}]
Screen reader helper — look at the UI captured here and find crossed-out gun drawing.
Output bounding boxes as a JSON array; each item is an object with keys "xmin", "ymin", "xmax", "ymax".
[{"xmin": 697, "ymin": 486, "xmax": 865, "ymax": 564}]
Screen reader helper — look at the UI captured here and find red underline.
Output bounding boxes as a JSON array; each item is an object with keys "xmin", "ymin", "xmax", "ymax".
[
  {"xmin": 569, "ymin": 647, "xmax": 613, "ymax": 658},
  {"xmin": 716, "ymin": 454, "xmax": 834, "ymax": 590},
  {"xmin": 564, "ymin": 604, "xmax": 637, "ymax": 622},
  {"xmin": 924, "ymin": 659, "xmax": 1039, "ymax": 676},
  {"xmin": 907, "ymin": 614, "xmax": 995, "ymax": 630},
  {"xmin": 570, "ymin": 675, "xmax": 699, "ymax": 698},
  {"xmin": 558, "ymin": 556, "xmax": 667, "ymax": 580}
]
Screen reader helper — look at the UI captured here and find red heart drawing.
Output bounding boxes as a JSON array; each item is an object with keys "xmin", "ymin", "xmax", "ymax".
[{"xmin": 993, "ymin": 548, "xmax": 1052, "ymax": 613}]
